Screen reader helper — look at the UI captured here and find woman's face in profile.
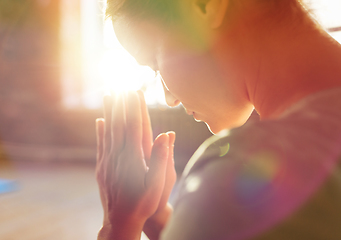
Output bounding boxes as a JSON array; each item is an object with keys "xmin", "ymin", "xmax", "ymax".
[{"xmin": 113, "ymin": 14, "xmax": 254, "ymax": 133}]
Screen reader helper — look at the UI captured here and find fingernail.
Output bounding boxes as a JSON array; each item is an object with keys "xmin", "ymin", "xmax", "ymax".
[
  {"xmin": 96, "ymin": 118, "xmax": 104, "ymax": 123},
  {"xmin": 166, "ymin": 131, "xmax": 176, "ymax": 143},
  {"xmin": 166, "ymin": 131, "xmax": 175, "ymax": 136}
]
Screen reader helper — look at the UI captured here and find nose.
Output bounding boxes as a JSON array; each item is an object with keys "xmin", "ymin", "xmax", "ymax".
[{"xmin": 162, "ymin": 81, "xmax": 180, "ymax": 107}]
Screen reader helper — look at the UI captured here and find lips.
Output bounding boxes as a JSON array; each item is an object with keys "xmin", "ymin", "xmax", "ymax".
[
  {"xmin": 187, "ymin": 110, "xmax": 201, "ymax": 122},
  {"xmin": 185, "ymin": 107, "xmax": 201, "ymax": 121}
]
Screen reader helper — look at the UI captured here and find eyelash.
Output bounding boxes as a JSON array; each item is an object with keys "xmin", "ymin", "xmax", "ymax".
[{"xmin": 150, "ymin": 59, "xmax": 159, "ymax": 72}]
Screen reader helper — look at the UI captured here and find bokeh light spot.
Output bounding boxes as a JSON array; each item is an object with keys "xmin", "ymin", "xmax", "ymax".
[{"xmin": 185, "ymin": 176, "xmax": 202, "ymax": 193}]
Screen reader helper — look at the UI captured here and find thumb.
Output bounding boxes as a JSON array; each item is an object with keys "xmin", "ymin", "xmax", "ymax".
[{"xmin": 145, "ymin": 133, "xmax": 169, "ymax": 190}]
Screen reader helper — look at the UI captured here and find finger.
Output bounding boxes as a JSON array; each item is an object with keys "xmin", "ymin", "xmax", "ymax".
[
  {"xmin": 167, "ymin": 131, "xmax": 176, "ymax": 162},
  {"xmin": 103, "ymin": 95, "xmax": 114, "ymax": 154},
  {"xmin": 145, "ymin": 133, "xmax": 169, "ymax": 190},
  {"xmin": 95, "ymin": 118, "xmax": 107, "ymax": 195},
  {"xmin": 137, "ymin": 90, "xmax": 153, "ymax": 163},
  {"xmin": 159, "ymin": 131, "xmax": 177, "ymax": 207},
  {"xmin": 96, "ymin": 118, "xmax": 105, "ymax": 163},
  {"xmin": 166, "ymin": 131, "xmax": 176, "ymax": 181},
  {"xmin": 111, "ymin": 93, "xmax": 126, "ymax": 155},
  {"xmin": 125, "ymin": 91, "xmax": 143, "ymax": 156}
]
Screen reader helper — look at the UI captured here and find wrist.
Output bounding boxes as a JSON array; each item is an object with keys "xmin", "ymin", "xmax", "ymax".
[{"xmin": 98, "ymin": 218, "xmax": 145, "ymax": 240}]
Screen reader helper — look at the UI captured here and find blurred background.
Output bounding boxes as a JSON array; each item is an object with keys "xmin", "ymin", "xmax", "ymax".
[{"xmin": 0, "ymin": 0, "xmax": 340, "ymax": 239}]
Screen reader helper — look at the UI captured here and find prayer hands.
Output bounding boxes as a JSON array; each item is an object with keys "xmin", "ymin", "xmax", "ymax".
[{"xmin": 96, "ymin": 91, "xmax": 176, "ymax": 240}]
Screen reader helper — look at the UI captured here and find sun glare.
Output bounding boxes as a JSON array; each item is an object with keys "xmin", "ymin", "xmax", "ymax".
[
  {"xmin": 97, "ymin": 18, "xmax": 168, "ymax": 107},
  {"xmin": 61, "ymin": 0, "xmax": 166, "ymax": 109},
  {"xmin": 99, "ymin": 22, "xmax": 153, "ymax": 93},
  {"xmin": 306, "ymin": 0, "xmax": 341, "ymax": 44},
  {"xmin": 98, "ymin": 20, "xmax": 166, "ymax": 105}
]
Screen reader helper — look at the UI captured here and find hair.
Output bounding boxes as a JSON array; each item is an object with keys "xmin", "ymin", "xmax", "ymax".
[
  {"xmin": 105, "ymin": 0, "xmax": 309, "ymax": 23},
  {"xmin": 105, "ymin": 0, "xmax": 179, "ymax": 24}
]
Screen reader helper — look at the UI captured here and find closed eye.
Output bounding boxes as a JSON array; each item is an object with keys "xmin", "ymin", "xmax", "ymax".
[{"xmin": 149, "ymin": 59, "xmax": 159, "ymax": 72}]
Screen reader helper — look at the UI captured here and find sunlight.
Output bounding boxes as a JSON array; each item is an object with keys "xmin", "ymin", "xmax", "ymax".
[
  {"xmin": 307, "ymin": 0, "xmax": 341, "ymax": 44},
  {"xmin": 61, "ymin": 0, "xmax": 341, "ymax": 109},
  {"xmin": 60, "ymin": 0, "xmax": 166, "ymax": 109},
  {"xmin": 307, "ymin": 0, "xmax": 341, "ymax": 28},
  {"xmin": 97, "ymin": 20, "xmax": 166, "ymax": 105},
  {"xmin": 99, "ymin": 21, "xmax": 145, "ymax": 93},
  {"xmin": 98, "ymin": 50, "xmax": 153, "ymax": 94}
]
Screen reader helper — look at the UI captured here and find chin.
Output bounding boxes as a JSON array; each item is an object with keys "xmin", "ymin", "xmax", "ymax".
[
  {"xmin": 205, "ymin": 122, "xmax": 226, "ymax": 135},
  {"xmin": 205, "ymin": 118, "xmax": 248, "ymax": 135}
]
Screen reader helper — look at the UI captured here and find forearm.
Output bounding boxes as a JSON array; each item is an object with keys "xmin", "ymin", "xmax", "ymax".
[{"xmin": 143, "ymin": 203, "xmax": 173, "ymax": 240}]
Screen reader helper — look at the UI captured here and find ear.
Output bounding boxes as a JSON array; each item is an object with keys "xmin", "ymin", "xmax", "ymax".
[{"xmin": 193, "ymin": 0, "xmax": 229, "ymax": 29}]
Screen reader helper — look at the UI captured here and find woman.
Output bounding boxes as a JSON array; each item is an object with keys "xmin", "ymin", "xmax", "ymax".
[{"xmin": 96, "ymin": 0, "xmax": 341, "ymax": 239}]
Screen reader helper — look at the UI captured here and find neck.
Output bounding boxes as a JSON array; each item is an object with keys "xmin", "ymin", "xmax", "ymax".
[{"xmin": 215, "ymin": 0, "xmax": 341, "ymax": 120}]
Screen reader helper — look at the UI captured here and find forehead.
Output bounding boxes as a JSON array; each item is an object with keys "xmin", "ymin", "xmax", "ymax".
[{"xmin": 113, "ymin": 16, "xmax": 164, "ymax": 63}]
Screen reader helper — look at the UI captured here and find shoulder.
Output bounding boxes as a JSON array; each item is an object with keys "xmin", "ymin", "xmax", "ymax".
[
  {"xmin": 161, "ymin": 87, "xmax": 341, "ymax": 240},
  {"xmin": 161, "ymin": 121, "xmax": 289, "ymax": 240}
]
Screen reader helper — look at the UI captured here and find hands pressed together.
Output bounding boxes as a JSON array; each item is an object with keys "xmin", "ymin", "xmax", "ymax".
[{"xmin": 96, "ymin": 91, "xmax": 176, "ymax": 240}]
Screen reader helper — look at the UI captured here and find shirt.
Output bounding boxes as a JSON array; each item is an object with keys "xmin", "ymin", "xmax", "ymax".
[{"xmin": 161, "ymin": 87, "xmax": 341, "ymax": 240}]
